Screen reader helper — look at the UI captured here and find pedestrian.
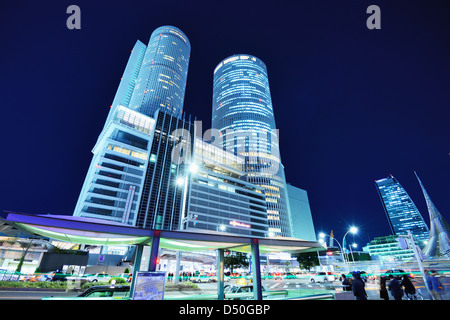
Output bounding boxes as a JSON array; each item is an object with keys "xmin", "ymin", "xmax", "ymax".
[
  {"xmin": 400, "ymin": 274, "xmax": 416, "ymax": 299},
  {"xmin": 352, "ymin": 271, "xmax": 367, "ymax": 300},
  {"xmin": 379, "ymin": 276, "xmax": 389, "ymax": 300},
  {"xmin": 341, "ymin": 274, "xmax": 351, "ymax": 291},
  {"xmin": 426, "ymin": 270, "xmax": 444, "ymax": 300},
  {"xmin": 388, "ymin": 275, "xmax": 403, "ymax": 300}
]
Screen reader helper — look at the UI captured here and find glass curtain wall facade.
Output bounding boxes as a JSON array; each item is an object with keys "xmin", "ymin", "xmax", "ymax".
[
  {"xmin": 135, "ymin": 111, "xmax": 195, "ymax": 230},
  {"xmin": 187, "ymin": 138, "xmax": 268, "ymax": 237},
  {"xmin": 104, "ymin": 26, "xmax": 191, "ymax": 120},
  {"xmin": 375, "ymin": 175, "xmax": 429, "ymax": 245},
  {"xmin": 212, "ymin": 54, "xmax": 292, "ymax": 237}
]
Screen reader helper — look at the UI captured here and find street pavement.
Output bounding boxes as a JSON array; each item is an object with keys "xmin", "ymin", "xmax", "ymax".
[{"xmin": 0, "ymin": 275, "xmax": 448, "ymax": 300}]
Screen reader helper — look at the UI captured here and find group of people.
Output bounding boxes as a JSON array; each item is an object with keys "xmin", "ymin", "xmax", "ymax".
[
  {"xmin": 166, "ymin": 272, "xmax": 196, "ymax": 282},
  {"xmin": 341, "ymin": 269, "xmax": 446, "ymax": 300}
]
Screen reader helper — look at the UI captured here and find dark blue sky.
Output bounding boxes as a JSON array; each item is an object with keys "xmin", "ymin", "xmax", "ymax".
[{"xmin": 1, "ymin": 1, "xmax": 449, "ymax": 246}]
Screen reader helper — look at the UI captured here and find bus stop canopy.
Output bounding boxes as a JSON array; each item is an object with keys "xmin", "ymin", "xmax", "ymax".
[{"xmin": 0, "ymin": 211, "xmax": 321, "ymax": 254}]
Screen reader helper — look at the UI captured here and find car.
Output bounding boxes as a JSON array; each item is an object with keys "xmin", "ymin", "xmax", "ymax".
[
  {"xmin": 77, "ymin": 285, "xmax": 130, "ymax": 298},
  {"xmin": 211, "ymin": 275, "xmax": 231, "ymax": 282},
  {"xmin": 189, "ymin": 275, "xmax": 212, "ymax": 283},
  {"xmin": 384, "ymin": 269, "xmax": 411, "ymax": 280},
  {"xmin": 50, "ymin": 273, "xmax": 72, "ymax": 282},
  {"xmin": 224, "ymin": 284, "xmax": 268, "ymax": 299},
  {"xmin": 87, "ymin": 273, "xmax": 112, "ymax": 283},
  {"xmin": 283, "ymin": 273, "xmax": 297, "ymax": 279},
  {"xmin": 310, "ymin": 272, "xmax": 335, "ymax": 283}
]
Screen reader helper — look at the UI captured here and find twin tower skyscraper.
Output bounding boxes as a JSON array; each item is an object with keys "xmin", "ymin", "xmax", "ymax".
[{"xmin": 74, "ymin": 26, "xmax": 293, "ymax": 238}]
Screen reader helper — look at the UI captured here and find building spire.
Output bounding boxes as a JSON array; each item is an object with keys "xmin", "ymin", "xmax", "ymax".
[{"xmin": 415, "ymin": 171, "xmax": 450, "ymax": 259}]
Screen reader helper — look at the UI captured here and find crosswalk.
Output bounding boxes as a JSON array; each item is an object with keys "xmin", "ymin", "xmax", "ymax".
[{"xmin": 264, "ymin": 282, "xmax": 318, "ymax": 290}]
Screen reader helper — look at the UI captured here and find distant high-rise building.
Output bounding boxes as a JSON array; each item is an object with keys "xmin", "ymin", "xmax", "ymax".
[
  {"xmin": 415, "ymin": 172, "xmax": 450, "ymax": 259},
  {"xmin": 212, "ymin": 54, "xmax": 292, "ymax": 237},
  {"xmin": 375, "ymin": 174, "xmax": 429, "ymax": 244}
]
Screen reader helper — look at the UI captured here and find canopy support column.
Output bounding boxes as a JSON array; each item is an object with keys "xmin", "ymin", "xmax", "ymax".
[
  {"xmin": 149, "ymin": 230, "xmax": 161, "ymax": 272},
  {"xmin": 251, "ymin": 238, "xmax": 262, "ymax": 300},
  {"xmin": 217, "ymin": 249, "xmax": 225, "ymax": 300}
]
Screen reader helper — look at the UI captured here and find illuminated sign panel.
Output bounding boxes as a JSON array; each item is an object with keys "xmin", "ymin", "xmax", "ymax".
[{"xmin": 229, "ymin": 220, "xmax": 251, "ymax": 228}]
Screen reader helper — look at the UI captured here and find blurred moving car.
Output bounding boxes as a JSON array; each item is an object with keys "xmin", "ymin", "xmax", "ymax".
[
  {"xmin": 310, "ymin": 272, "xmax": 335, "ymax": 283},
  {"xmin": 189, "ymin": 275, "xmax": 213, "ymax": 283},
  {"xmin": 384, "ymin": 269, "xmax": 412, "ymax": 280},
  {"xmin": 87, "ymin": 273, "xmax": 112, "ymax": 283},
  {"xmin": 77, "ymin": 285, "xmax": 130, "ymax": 298}
]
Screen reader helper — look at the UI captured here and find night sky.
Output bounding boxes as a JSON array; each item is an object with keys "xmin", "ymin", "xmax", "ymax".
[{"xmin": 1, "ymin": 1, "xmax": 449, "ymax": 247}]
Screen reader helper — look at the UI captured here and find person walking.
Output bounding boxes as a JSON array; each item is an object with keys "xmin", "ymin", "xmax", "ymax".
[
  {"xmin": 341, "ymin": 274, "xmax": 352, "ymax": 291},
  {"xmin": 352, "ymin": 271, "xmax": 367, "ymax": 300},
  {"xmin": 379, "ymin": 276, "xmax": 389, "ymax": 300},
  {"xmin": 426, "ymin": 270, "xmax": 444, "ymax": 300},
  {"xmin": 388, "ymin": 275, "xmax": 403, "ymax": 300},
  {"xmin": 400, "ymin": 274, "xmax": 416, "ymax": 299}
]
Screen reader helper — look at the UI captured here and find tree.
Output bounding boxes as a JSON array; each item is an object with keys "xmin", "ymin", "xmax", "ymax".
[
  {"xmin": 295, "ymin": 252, "xmax": 319, "ymax": 271},
  {"xmin": 224, "ymin": 250, "xmax": 249, "ymax": 274}
]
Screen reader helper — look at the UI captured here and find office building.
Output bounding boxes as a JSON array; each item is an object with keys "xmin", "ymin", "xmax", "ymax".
[
  {"xmin": 74, "ymin": 25, "xmax": 191, "ymax": 225},
  {"xmin": 375, "ymin": 174, "xmax": 429, "ymax": 244},
  {"xmin": 362, "ymin": 235, "xmax": 415, "ymax": 261},
  {"xmin": 212, "ymin": 54, "xmax": 292, "ymax": 237},
  {"xmin": 286, "ymin": 184, "xmax": 316, "ymax": 241},
  {"xmin": 186, "ymin": 138, "xmax": 269, "ymax": 237},
  {"xmin": 73, "ymin": 106, "xmax": 155, "ymax": 224}
]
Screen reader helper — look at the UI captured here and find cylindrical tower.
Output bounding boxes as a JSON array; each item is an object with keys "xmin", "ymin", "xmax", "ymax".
[
  {"xmin": 129, "ymin": 26, "xmax": 190, "ymax": 118},
  {"xmin": 212, "ymin": 54, "xmax": 292, "ymax": 237}
]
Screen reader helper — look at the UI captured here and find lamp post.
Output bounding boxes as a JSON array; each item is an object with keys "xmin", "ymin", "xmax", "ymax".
[
  {"xmin": 349, "ymin": 243, "xmax": 357, "ymax": 263},
  {"xmin": 342, "ymin": 227, "xmax": 358, "ymax": 265},
  {"xmin": 173, "ymin": 163, "xmax": 199, "ymax": 284},
  {"xmin": 318, "ymin": 233, "xmax": 349, "ymax": 273}
]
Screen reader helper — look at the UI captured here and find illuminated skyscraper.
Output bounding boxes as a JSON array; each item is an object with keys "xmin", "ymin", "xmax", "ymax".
[
  {"xmin": 74, "ymin": 26, "xmax": 191, "ymax": 225},
  {"xmin": 107, "ymin": 25, "xmax": 190, "ymax": 122},
  {"xmin": 375, "ymin": 174, "xmax": 429, "ymax": 245},
  {"xmin": 212, "ymin": 54, "xmax": 292, "ymax": 237}
]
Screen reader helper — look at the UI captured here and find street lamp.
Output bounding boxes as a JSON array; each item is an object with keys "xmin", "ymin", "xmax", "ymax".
[
  {"xmin": 342, "ymin": 226, "xmax": 358, "ymax": 263},
  {"xmin": 318, "ymin": 233, "xmax": 348, "ymax": 272},
  {"xmin": 349, "ymin": 243, "xmax": 357, "ymax": 262}
]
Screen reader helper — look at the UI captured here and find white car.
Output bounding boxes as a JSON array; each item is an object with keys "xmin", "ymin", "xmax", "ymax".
[
  {"xmin": 87, "ymin": 273, "xmax": 112, "ymax": 283},
  {"xmin": 310, "ymin": 272, "xmax": 335, "ymax": 283}
]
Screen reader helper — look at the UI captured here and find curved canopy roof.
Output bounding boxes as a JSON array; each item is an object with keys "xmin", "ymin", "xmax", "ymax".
[{"xmin": 1, "ymin": 211, "xmax": 321, "ymax": 254}]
